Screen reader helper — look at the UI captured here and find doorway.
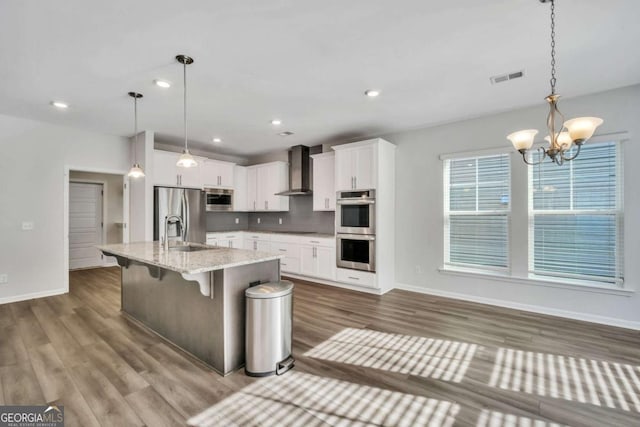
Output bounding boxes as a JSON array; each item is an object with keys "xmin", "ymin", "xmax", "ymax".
[
  {"xmin": 68, "ymin": 170, "xmax": 128, "ymax": 270},
  {"xmin": 69, "ymin": 182, "xmax": 104, "ymax": 269}
]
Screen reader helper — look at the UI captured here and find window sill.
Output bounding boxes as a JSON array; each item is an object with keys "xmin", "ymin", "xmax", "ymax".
[{"xmin": 438, "ymin": 266, "xmax": 634, "ymax": 297}]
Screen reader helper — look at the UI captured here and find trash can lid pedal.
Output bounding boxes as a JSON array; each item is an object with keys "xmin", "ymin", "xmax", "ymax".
[{"xmin": 245, "ymin": 281, "xmax": 294, "ymax": 299}]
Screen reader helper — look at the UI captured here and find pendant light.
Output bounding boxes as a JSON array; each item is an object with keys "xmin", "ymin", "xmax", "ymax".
[
  {"xmin": 507, "ymin": 0, "xmax": 603, "ymax": 166},
  {"xmin": 127, "ymin": 92, "xmax": 145, "ymax": 178},
  {"xmin": 176, "ymin": 54, "xmax": 197, "ymax": 168}
]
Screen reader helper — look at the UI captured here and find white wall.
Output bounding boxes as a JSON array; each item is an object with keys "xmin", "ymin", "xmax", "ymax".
[
  {"xmin": 69, "ymin": 171, "xmax": 124, "ymax": 244},
  {"xmin": 385, "ymin": 84, "xmax": 640, "ymax": 329},
  {"xmin": 130, "ymin": 131, "xmax": 154, "ymax": 242},
  {"xmin": 0, "ymin": 113, "xmax": 130, "ymax": 303}
]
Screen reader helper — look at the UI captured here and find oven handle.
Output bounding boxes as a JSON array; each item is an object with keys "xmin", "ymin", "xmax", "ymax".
[
  {"xmin": 336, "ymin": 199, "xmax": 375, "ymax": 205},
  {"xmin": 336, "ymin": 234, "xmax": 376, "ymax": 241}
]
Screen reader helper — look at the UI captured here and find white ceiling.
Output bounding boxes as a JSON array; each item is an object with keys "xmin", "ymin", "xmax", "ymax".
[{"xmin": 1, "ymin": 0, "xmax": 639, "ymax": 156}]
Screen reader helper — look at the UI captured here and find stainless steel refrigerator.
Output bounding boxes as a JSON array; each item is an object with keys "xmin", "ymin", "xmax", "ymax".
[{"xmin": 154, "ymin": 187, "xmax": 206, "ymax": 244}]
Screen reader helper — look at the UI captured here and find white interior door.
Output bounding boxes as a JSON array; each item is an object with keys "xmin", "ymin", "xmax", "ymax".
[{"xmin": 69, "ymin": 182, "xmax": 104, "ymax": 269}]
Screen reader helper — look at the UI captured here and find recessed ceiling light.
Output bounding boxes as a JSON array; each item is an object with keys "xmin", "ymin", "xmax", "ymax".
[
  {"xmin": 278, "ymin": 131, "xmax": 294, "ymax": 137},
  {"xmin": 213, "ymin": 137, "xmax": 222, "ymax": 143},
  {"xmin": 364, "ymin": 89, "xmax": 380, "ymax": 97},
  {"xmin": 154, "ymin": 79, "xmax": 171, "ymax": 88},
  {"xmin": 51, "ymin": 101, "xmax": 69, "ymax": 109},
  {"xmin": 271, "ymin": 119, "xmax": 282, "ymax": 126}
]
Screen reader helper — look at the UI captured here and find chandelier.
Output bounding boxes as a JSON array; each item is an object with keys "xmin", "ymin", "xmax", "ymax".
[{"xmin": 507, "ymin": 0, "xmax": 603, "ymax": 166}]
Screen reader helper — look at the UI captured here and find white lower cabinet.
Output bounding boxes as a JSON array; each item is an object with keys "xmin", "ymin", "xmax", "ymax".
[
  {"xmin": 206, "ymin": 232, "xmax": 241, "ymax": 248},
  {"xmin": 243, "ymin": 233, "xmax": 271, "ymax": 252},
  {"xmin": 336, "ymin": 268, "xmax": 376, "ymax": 288},
  {"xmin": 207, "ymin": 232, "xmax": 376, "ymax": 289},
  {"xmin": 300, "ymin": 237, "xmax": 336, "ymax": 281}
]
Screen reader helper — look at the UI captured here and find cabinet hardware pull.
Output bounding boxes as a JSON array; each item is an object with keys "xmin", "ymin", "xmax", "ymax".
[
  {"xmin": 279, "ymin": 249, "xmax": 287, "ymax": 252},
  {"xmin": 348, "ymin": 276, "xmax": 359, "ymax": 280}
]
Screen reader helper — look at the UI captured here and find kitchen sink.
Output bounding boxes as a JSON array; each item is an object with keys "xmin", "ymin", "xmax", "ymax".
[{"xmin": 168, "ymin": 243, "xmax": 214, "ymax": 252}]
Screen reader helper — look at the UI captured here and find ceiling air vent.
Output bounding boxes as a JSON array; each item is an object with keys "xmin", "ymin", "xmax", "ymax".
[{"xmin": 490, "ymin": 70, "xmax": 525, "ymax": 85}]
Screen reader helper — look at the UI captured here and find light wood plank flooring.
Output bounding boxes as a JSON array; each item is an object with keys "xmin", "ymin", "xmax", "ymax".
[{"xmin": 0, "ymin": 267, "xmax": 639, "ymax": 426}]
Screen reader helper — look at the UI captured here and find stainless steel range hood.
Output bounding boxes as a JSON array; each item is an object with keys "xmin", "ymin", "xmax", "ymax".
[{"xmin": 275, "ymin": 145, "xmax": 312, "ymax": 196}]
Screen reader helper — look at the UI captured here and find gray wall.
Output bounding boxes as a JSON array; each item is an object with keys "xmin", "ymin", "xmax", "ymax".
[
  {"xmin": 382, "ymin": 83, "xmax": 640, "ymax": 328},
  {"xmin": 248, "ymin": 196, "xmax": 335, "ymax": 234}
]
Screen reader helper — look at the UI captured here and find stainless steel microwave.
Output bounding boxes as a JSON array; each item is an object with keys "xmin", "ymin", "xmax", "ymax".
[
  {"xmin": 205, "ymin": 188, "xmax": 234, "ymax": 212},
  {"xmin": 336, "ymin": 189, "xmax": 376, "ymax": 235}
]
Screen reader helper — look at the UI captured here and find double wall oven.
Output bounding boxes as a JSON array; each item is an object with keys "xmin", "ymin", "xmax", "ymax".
[{"xmin": 336, "ymin": 189, "xmax": 376, "ymax": 272}]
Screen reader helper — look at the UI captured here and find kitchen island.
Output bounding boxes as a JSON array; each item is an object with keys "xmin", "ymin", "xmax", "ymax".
[{"xmin": 98, "ymin": 241, "xmax": 283, "ymax": 376}]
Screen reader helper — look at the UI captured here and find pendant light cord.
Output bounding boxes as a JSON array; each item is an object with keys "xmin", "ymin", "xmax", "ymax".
[
  {"xmin": 183, "ymin": 60, "xmax": 188, "ymax": 151},
  {"xmin": 549, "ymin": 0, "xmax": 557, "ymax": 95},
  {"xmin": 134, "ymin": 95, "xmax": 138, "ymax": 163}
]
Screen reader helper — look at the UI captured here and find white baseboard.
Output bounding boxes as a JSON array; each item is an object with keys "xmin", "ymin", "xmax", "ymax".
[
  {"xmin": 395, "ymin": 282, "xmax": 640, "ymax": 331},
  {"xmin": 0, "ymin": 288, "xmax": 68, "ymax": 305}
]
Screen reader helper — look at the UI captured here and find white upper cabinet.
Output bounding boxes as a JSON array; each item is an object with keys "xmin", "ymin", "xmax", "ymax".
[
  {"xmin": 246, "ymin": 167, "xmax": 258, "ymax": 212},
  {"xmin": 333, "ymin": 141, "xmax": 377, "ymax": 190},
  {"xmin": 233, "ymin": 166, "xmax": 248, "ymax": 211},
  {"xmin": 311, "ymin": 152, "xmax": 335, "ymax": 211},
  {"xmin": 153, "ymin": 150, "xmax": 203, "ymax": 188},
  {"xmin": 246, "ymin": 161, "xmax": 289, "ymax": 211},
  {"xmin": 201, "ymin": 159, "xmax": 234, "ymax": 188}
]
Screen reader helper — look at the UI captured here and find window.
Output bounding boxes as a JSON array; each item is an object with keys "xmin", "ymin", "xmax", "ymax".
[
  {"xmin": 444, "ymin": 154, "xmax": 510, "ymax": 271},
  {"xmin": 529, "ymin": 142, "xmax": 623, "ymax": 285}
]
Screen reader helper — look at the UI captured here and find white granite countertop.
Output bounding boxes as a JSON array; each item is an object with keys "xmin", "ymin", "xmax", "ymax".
[{"xmin": 98, "ymin": 241, "xmax": 284, "ymax": 275}]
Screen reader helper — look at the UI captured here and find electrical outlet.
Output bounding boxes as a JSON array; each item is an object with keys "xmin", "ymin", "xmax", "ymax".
[
  {"xmin": 0, "ymin": 274, "xmax": 8, "ymax": 284},
  {"xmin": 22, "ymin": 221, "xmax": 34, "ymax": 231},
  {"xmin": 257, "ymin": 218, "xmax": 261, "ymax": 224},
  {"xmin": 279, "ymin": 218, "xmax": 283, "ymax": 225},
  {"xmin": 235, "ymin": 218, "xmax": 239, "ymax": 224},
  {"xmin": 415, "ymin": 265, "xmax": 423, "ymax": 274}
]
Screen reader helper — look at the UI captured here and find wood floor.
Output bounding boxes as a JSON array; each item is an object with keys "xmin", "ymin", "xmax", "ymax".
[{"xmin": 1, "ymin": 267, "xmax": 639, "ymax": 426}]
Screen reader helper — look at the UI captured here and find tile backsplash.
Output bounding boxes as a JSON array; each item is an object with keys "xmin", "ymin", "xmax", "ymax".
[{"xmin": 206, "ymin": 196, "xmax": 335, "ymax": 234}]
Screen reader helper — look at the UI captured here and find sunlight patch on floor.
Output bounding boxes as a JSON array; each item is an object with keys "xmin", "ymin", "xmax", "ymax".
[
  {"xmin": 476, "ymin": 409, "xmax": 565, "ymax": 427},
  {"xmin": 187, "ymin": 371, "xmax": 460, "ymax": 427},
  {"xmin": 488, "ymin": 347, "xmax": 640, "ymax": 412},
  {"xmin": 303, "ymin": 328, "xmax": 478, "ymax": 383}
]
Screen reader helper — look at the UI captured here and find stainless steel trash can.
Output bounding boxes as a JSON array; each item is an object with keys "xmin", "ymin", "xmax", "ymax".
[{"xmin": 245, "ymin": 281, "xmax": 294, "ymax": 377}]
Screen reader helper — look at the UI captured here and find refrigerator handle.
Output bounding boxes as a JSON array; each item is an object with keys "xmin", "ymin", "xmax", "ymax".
[{"xmin": 182, "ymin": 191, "xmax": 189, "ymax": 242}]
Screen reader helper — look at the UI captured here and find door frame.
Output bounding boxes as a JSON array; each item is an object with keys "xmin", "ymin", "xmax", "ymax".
[{"xmin": 63, "ymin": 165, "xmax": 129, "ymax": 292}]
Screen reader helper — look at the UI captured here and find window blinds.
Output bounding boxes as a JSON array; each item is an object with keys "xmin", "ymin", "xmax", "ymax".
[
  {"xmin": 529, "ymin": 142, "xmax": 623, "ymax": 284},
  {"xmin": 445, "ymin": 154, "xmax": 511, "ymax": 270}
]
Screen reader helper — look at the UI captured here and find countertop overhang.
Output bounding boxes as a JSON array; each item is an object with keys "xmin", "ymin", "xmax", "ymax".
[{"xmin": 98, "ymin": 241, "xmax": 284, "ymax": 275}]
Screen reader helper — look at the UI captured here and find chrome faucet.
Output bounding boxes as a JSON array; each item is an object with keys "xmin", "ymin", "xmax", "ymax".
[{"xmin": 164, "ymin": 214, "xmax": 184, "ymax": 251}]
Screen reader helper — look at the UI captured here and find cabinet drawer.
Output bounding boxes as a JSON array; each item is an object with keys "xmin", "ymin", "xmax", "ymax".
[
  {"xmin": 280, "ymin": 257, "xmax": 300, "ymax": 274},
  {"xmin": 245, "ymin": 233, "xmax": 271, "ymax": 241},
  {"xmin": 271, "ymin": 241, "xmax": 300, "ymax": 255},
  {"xmin": 336, "ymin": 268, "xmax": 376, "ymax": 288},
  {"xmin": 300, "ymin": 237, "xmax": 335, "ymax": 247}
]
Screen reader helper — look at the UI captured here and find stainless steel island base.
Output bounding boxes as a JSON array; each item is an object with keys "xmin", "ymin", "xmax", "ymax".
[{"xmin": 120, "ymin": 259, "xmax": 280, "ymax": 376}]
